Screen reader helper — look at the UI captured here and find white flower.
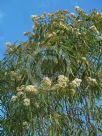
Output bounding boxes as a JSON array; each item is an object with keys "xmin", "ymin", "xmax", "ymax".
[
  {"xmin": 58, "ymin": 75, "xmax": 68, "ymax": 83},
  {"xmin": 23, "ymin": 98, "xmax": 30, "ymax": 106},
  {"xmin": 25, "ymin": 85, "xmax": 38, "ymax": 93},
  {"xmin": 71, "ymin": 78, "xmax": 82, "ymax": 88},
  {"xmin": 41, "ymin": 77, "xmax": 52, "ymax": 89},
  {"xmin": 58, "ymin": 75, "xmax": 69, "ymax": 88},
  {"xmin": 22, "ymin": 121, "xmax": 29, "ymax": 129},
  {"xmin": 11, "ymin": 96, "xmax": 17, "ymax": 102},
  {"xmin": 17, "ymin": 92, "xmax": 24, "ymax": 97}
]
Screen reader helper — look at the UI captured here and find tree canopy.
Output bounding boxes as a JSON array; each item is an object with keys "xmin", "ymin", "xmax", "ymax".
[{"xmin": 0, "ymin": 6, "xmax": 102, "ymax": 136}]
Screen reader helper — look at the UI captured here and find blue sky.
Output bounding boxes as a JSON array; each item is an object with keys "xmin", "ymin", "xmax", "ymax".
[{"xmin": 0, "ymin": 0, "xmax": 102, "ymax": 59}]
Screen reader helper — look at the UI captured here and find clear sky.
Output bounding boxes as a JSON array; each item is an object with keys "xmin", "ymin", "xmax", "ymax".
[{"xmin": 0, "ymin": 0, "xmax": 102, "ymax": 59}]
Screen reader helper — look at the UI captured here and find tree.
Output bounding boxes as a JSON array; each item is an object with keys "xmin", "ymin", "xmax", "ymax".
[{"xmin": 0, "ymin": 6, "xmax": 102, "ymax": 136}]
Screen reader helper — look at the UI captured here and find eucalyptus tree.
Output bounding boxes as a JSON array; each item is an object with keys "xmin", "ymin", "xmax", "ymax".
[{"xmin": 0, "ymin": 6, "xmax": 102, "ymax": 136}]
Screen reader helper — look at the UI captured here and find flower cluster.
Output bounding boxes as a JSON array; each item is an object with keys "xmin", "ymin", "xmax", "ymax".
[
  {"xmin": 25, "ymin": 85, "xmax": 38, "ymax": 94},
  {"xmin": 57, "ymin": 75, "xmax": 69, "ymax": 88},
  {"xmin": 9, "ymin": 71, "xmax": 21, "ymax": 81},
  {"xmin": 17, "ymin": 85, "xmax": 38, "ymax": 94},
  {"xmin": 70, "ymin": 78, "xmax": 82, "ymax": 88},
  {"xmin": 11, "ymin": 85, "xmax": 37, "ymax": 106},
  {"xmin": 17, "ymin": 92, "xmax": 24, "ymax": 97},
  {"xmin": 22, "ymin": 121, "xmax": 29, "ymax": 129},
  {"xmin": 11, "ymin": 94, "xmax": 30, "ymax": 107},
  {"xmin": 11, "ymin": 96, "xmax": 17, "ymax": 102},
  {"xmin": 23, "ymin": 98, "xmax": 30, "ymax": 106}
]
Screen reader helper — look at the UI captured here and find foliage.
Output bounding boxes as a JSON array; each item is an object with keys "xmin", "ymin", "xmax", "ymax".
[{"xmin": 0, "ymin": 6, "xmax": 102, "ymax": 136}]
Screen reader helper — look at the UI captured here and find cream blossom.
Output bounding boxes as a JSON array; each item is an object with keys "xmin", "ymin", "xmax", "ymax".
[
  {"xmin": 71, "ymin": 78, "xmax": 82, "ymax": 88},
  {"xmin": 23, "ymin": 98, "xmax": 30, "ymax": 106},
  {"xmin": 25, "ymin": 85, "xmax": 38, "ymax": 93},
  {"xmin": 58, "ymin": 75, "xmax": 68, "ymax": 83},
  {"xmin": 17, "ymin": 92, "xmax": 24, "ymax": 97},
  {"xmin": 57, "ymin": 75, "xmax": 69, "ymax": 88},
  {"xmin": 22, "ymin": 121, "xmax": 29, "ymax": 129},
  {"xmin": 11, "ymin": 96, "xmax": 17, "ymax": 102}
]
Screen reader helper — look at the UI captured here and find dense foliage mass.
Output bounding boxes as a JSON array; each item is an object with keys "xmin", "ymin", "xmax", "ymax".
[{"xmin": 0, "ymin": 6, "xmax": 102, "ymax": 136}]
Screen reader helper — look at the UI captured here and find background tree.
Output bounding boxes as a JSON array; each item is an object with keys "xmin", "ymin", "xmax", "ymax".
[{"xmin": 0, "ymin": 6, "xmax": 102, "ymax": 136}]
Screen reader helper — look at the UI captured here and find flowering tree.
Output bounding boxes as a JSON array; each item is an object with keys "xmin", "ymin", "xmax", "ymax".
[{"xmin": 0, "ymin": 6, "xmax": 102, "ymax": 136}]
